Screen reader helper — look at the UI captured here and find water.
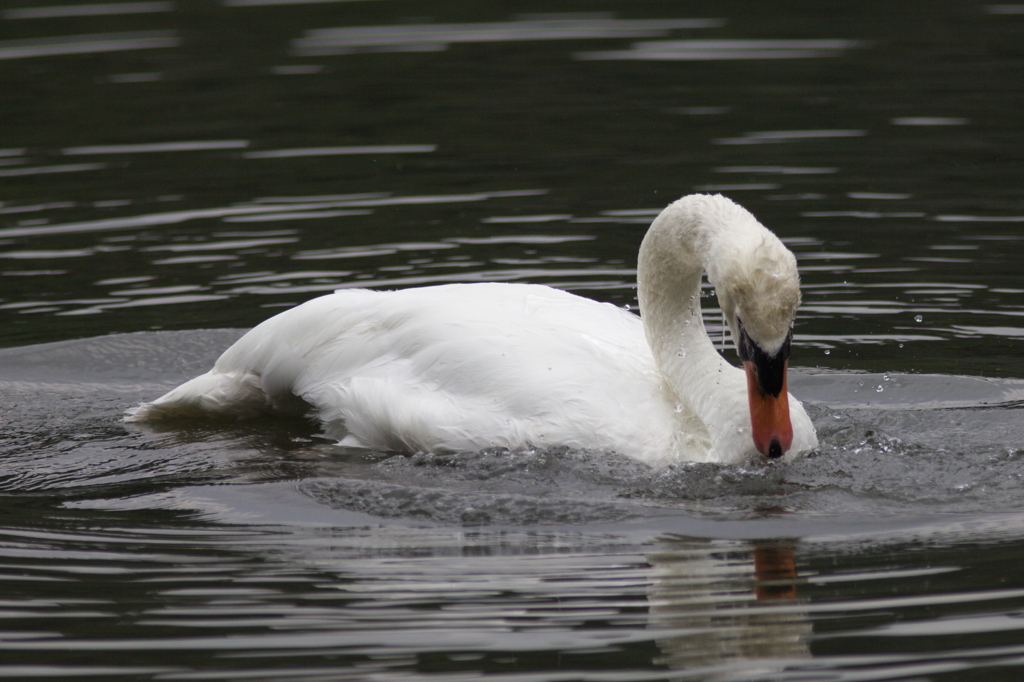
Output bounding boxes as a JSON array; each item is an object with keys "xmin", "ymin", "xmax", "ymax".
[{"xmin": 2, "ymin": 1, "xmax": 1024, "ymax": 679}]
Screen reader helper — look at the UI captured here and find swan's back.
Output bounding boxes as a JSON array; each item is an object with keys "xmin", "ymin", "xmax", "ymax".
[{"xmin": 130, "ymin": 283, "xmax": 694, "ymax": 465}]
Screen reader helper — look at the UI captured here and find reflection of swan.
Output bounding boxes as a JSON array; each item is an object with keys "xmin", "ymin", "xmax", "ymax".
[
  {"xmin": 647, "ymin": 538, "xmax": 810, "ymax": 676},
  {"xmin": 127, "ymin": 194, "xmax": 816, "ymax": 466}
]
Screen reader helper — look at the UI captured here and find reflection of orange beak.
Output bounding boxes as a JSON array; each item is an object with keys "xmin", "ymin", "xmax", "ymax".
[
  {"xmin": 753, "ymin": 545, "xmax": 798, "ymax": 600},
  {"xmin": 744, "ymin": 360, "xmax": 793, "ymax": 458}
]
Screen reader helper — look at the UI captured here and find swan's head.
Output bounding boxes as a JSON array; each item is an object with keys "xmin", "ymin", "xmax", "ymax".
[
  {"xmin": 642, "ymin": 194, "xmax": 810, "ymax": 461},
  {"xmin": 704, "ymin": 198, "xmax": 802, "ymax": 460}
]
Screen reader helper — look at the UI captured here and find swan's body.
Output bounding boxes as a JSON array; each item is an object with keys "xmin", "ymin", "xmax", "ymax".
[{"xmin": 128, "ymin": 194, "xmax": 817, "ymax": 466}]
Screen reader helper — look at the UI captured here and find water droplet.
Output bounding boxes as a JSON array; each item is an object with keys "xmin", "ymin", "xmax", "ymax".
[
  {"xmin": 883, "ymin": 372, "xmax": 891, "ymax": 381},
  {"xmin": 624, "ymin": 303, "xmax": 631, "ymax": 310},
  {"xmin": 898, "ymin": 343, "xmax": 904, "ymax": 349},
  {"xmin": 876, "ymin": 385, "xmax": 884, "ymax": 392},
  {"xmin": 684, "ymin": 319, "xmax": 690, "ymax": 326},
  {"xmin": 673, "ymin": 404, "xmax": 683, "ymax": 414},
  {"xmin": 824, "ymin": 349, "xmax": 831, "ymax": 355},
  {"xmin": 914, "ymin": 314, "xmax": 923, "ymax": 323}
]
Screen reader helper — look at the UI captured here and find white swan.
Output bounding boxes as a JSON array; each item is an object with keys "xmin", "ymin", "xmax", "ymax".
[{"xmin": 127, "ymin": 194, "xmax": 817, "ymax": 466}]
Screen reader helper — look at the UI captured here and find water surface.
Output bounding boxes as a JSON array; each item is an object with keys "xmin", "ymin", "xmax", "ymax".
[{"xmin": 2, "ymin": 1, "xmax": 1024, "ymax": 680}]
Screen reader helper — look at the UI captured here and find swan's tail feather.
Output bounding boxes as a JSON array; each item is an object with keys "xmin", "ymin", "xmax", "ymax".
[{"xmin": 126, "ymin": 371, "xmax": 268, "ymax": 422}]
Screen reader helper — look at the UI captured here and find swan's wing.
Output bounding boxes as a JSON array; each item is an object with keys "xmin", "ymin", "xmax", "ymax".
[
  {"xmin": 290, "ymin": 284, "xmax": 671, "ymax": 453},
  {"xmin": 129, "ymin": 283, "xmax": 678, "ymax": 459}
]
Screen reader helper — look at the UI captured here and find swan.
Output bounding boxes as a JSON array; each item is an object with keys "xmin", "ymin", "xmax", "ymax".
[{"xmin": 127, "ymin": 193, "xmax": 817, "ymax": 466}]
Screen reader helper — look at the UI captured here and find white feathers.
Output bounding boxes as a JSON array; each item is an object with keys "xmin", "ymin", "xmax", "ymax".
[{"xmin": 128, "ymin": 194, "xmax": 818, "ymax": 466}]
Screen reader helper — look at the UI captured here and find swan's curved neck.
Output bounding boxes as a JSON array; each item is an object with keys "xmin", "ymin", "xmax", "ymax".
[{"xmin": 636, "ymin": 198, "xmax": 748, "ymax": 455}]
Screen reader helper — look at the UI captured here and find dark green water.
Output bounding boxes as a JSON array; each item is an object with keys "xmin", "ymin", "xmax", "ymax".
[{"xmin": 2, "ymin": 1, "xmax": 1024, "ymax": 680}]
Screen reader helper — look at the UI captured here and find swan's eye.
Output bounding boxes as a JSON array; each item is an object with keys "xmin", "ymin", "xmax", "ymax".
[{"xmin": 735, "ymin": 317, "xmax": 755, "ymax": 363}]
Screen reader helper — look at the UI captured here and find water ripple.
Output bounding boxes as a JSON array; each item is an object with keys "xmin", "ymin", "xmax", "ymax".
[
  {"xmin": 293, "ymin": 18, "xmax": 724, "ymax": 56},
  {"xmin": 0, "ymin": 30, "xmax": 179, "ymax": 60}
]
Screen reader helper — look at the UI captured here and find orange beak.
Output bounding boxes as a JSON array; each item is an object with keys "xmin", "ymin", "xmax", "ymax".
[{"xmin": 744, "ymin": 359, "xmax": 793, "ymax": 459}]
